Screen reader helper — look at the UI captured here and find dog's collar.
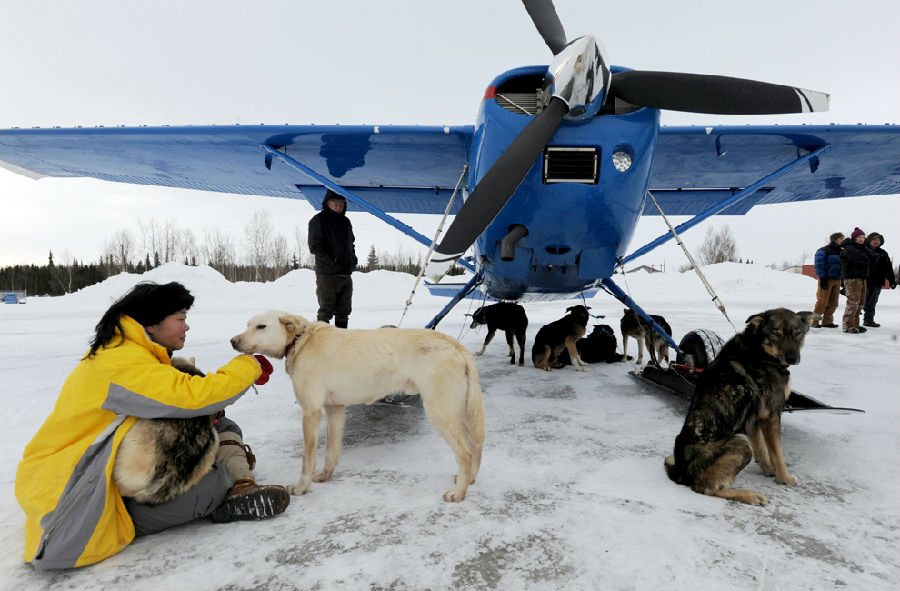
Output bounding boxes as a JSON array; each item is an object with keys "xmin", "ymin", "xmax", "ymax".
[{"xmin": 284, "ymin": 335, "xmax": 301, "ymax": 356}]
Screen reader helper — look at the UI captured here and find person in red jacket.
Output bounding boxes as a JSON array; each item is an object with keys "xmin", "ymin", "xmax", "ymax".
[{"xmin": 16, "ymin": 281, "xmax": 287, "ymax": 570}]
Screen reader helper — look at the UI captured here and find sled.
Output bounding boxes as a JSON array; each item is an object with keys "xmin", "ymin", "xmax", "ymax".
[{"xmin": 629, "ymin": 328, "xmax": 864, "ymax": 415}]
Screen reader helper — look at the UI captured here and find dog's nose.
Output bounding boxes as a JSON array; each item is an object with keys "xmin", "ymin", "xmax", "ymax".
[{"xmin": 230, "ymin": 336, "xmax": 239, "ymax": 349}]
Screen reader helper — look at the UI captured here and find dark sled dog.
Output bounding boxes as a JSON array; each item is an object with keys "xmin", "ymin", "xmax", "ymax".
[
  {"xmin": 664, "ymin": 308, "xmax": 818, "ymax": 505},
  {"xmin": 558, "ymin": 324, "xmax": 628, "ymax": 365},
  {"xmin": 621, "ymin": 309, "xmax": 673, "ymax": 366},
  {"xmin": 470, "ymin": 302, "xmax": 528, "ymax": 366},
  {"xmin": 531, "ymin": 305, "xmax": 590, "ymax": 371},
  {"xmin": 113, "ymin": 357, "xmax": 219, "ymax": 504}
]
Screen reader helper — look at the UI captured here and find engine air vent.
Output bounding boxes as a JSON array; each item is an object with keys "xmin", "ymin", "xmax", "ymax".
[
  {"xmin": 495, "ymin": 92, "xmax": 542, "ymax": 115},
  {"xmin": 543, "ymin": 147, "xmax": 598, "ymax": 184}
]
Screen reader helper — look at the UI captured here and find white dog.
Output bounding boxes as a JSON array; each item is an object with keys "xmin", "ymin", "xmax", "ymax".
[{"xmin": 230, "ymin": 311, "xmax": 485, "ymax": 502}]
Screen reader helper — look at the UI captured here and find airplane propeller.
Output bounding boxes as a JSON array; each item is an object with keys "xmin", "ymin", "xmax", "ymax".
[{"xmin": 427, "ymin": 0, "xmax": 828, "ymax": 276}]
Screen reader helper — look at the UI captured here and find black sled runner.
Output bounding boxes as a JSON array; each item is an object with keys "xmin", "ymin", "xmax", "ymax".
[{"xmin": 630, "ymin": 329, "xmax": 864, "ymax": 415}]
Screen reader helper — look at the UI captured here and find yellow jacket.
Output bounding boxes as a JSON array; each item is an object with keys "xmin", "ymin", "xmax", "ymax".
[{"xmin": 15, "ymin": 315, "xmax": 261, "ymax": 570}]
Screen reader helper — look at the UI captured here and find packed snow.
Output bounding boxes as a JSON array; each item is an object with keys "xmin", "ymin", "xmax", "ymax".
[{"xmin": 1, "ymin": 262, "xmax": 897, "ymax": 591}]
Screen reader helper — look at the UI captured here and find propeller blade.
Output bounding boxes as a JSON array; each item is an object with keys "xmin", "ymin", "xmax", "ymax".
[
  {"xmin": 610, "ymin": 71, "xmax": 829, "ymax": 114},
  {"xmin": 430, "ymin": 97, "xmax": 569, "ymax": 271},
  {"xmin": 522, "ymin": 0, "xmax": 568, "ymax": 55}
]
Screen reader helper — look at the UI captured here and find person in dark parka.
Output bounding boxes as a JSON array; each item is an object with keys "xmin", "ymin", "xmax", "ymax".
[
  {"xmin": 863, "ymin": 231, "xmax": 896, "ymax": 327},
  {"xmin": 308, "ymin": 190, "xmax": 358, "ymax": 328},
  {"xmin": 812, "ymin": 232, "xmax": 844, "ymax": 328},
  {"xmin": 840, "ymin": 227, "xmax": 870, "ymax": 334}
]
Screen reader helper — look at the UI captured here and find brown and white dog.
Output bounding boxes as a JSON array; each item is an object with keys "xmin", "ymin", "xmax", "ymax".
[
  {"xmin": 531, "ymin": 305, "xmax": 591, "ymax": 371},
  {"xmin": 230, "ymin": 311, "xmax": 485, "ymax": 502}
]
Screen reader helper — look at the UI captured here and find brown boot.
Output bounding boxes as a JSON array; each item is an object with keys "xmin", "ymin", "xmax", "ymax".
[{"xmin": 210, "ymin": 477, "xmax": 290, "ymax": 523}]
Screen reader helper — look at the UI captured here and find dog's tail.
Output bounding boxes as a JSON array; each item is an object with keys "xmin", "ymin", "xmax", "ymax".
[{"xmin": 463, "ymin": 353, "xmax": 486, "ymax": 481}]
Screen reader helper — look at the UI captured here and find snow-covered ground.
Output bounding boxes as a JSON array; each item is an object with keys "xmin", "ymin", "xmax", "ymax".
[{"xmin": 1, "ymin": 262, "xmax": 897, "ymax": 590}]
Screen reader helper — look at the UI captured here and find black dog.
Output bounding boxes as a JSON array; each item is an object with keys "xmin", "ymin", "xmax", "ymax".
[
  {"xmin": 470, "ymin": 302, "xmax": 529, "ymax": 366},
  {"xmin": 531, "ymin": 305, "xmax": 591, "ymax": 371},
  {"xmin": 664, "ymin": 308, "xmax": 819, "ymax": 505},
  {"xmin": 558, "ymin": 324, "xmax": 628, "ymax": 365},
  {"xmin": 620, "ymin": 309, "xmax": 673, "ymax": 366}
]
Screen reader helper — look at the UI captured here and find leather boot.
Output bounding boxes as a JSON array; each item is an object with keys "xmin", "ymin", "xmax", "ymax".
[{"xmin": 210, "ymin": 477, "xmax": 290, "ymax": 523}]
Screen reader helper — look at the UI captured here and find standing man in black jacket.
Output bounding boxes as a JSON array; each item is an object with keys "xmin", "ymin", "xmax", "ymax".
[
  {"xmin": 863, "ymin": 231, "xmax": 896, "ymax": 328},
  {"xmin": 308, "ymin": 190, "xmax": 358, "ymax": 328}
]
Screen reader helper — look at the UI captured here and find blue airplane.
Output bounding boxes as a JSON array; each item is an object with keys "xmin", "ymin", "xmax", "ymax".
[{"xmin": 0, "ymin": 1, "xmax": 897, "ymax": 339}]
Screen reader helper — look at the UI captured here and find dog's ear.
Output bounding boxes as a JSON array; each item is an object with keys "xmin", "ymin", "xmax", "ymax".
[
  {"xmin": 187, "ymin": 356, "xmax": 196, "ymax": 366},
  {"xmin": 279, "ymin": 314, "xmax": 304, "ymax": 335},
  {"xmin": 797, "ymin": 311, "xmax": 821, "ymax": 327},
  {"xmin": 745, "ymin": 313, "xmax": 767, "ymax": 328}
]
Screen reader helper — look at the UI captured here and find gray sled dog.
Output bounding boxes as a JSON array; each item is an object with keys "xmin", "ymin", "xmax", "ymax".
[
  {"xmin": 230, "ymin": 311, "xmax": 486, "ymax": 502},
  {"xmin": 664, "ymin": 308, "xmax": 819, "ymax": 505},
  {"xmin": 620, "ymin": 309, "xmax": 673, "ymax": 366},
  {"xmin": 113, "ymin": 357, "xmax": 218, "ymax": 505}
]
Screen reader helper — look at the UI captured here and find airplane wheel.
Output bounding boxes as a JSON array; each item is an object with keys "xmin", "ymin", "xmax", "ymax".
[{"xmin": 676, "ymin": 328, "xmax": 724, "ymax": 369}]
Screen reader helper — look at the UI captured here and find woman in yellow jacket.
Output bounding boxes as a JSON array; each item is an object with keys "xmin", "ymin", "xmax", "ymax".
[{"xmin": 15, "ymin": 281, "xmax": 288, "ymax": 570}]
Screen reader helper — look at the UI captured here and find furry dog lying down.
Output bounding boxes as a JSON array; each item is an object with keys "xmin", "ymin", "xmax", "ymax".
[
  {"xmin": 531, "ymin": 305, "xmax": 591, "ymax": 371},
  {"xmin": 557, "ymin": 324, "xmax": 628, "ymax": 365},
  {"xmin": 231, "ymin": 311, "xmax": 486, "ymax": 502},
  {"xmin": 664, "ymin": 308, "xmax": 818, "ymax": 505},
  {"xmin": 113, "ymin": 357, "xmax": 218, "ymax": 505}
]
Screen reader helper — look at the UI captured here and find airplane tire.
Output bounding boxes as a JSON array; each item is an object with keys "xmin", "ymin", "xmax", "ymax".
[{"xmin": 676, "ymin": 328, "xmax": 724, "ymax": 369}]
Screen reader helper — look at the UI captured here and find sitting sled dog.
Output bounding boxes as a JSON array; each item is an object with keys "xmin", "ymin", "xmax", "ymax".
[
  {"xmin": 231, "ymin": 311, "xmax": 486, "ymax": 502},
  {"xmin": 113, "ymin": 357, "xmax": 218, "ymax": 504},
  {"xmin": 664, "ymin": 308, "xmax": 818, "ymax": 505}
]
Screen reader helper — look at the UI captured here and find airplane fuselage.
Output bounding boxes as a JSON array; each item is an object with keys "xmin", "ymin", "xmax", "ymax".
[{"xmin": 470, "ymin": 65, "xmax": 660, "ymax": 300}]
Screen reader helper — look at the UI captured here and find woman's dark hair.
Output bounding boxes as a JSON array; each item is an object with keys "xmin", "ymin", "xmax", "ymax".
[{"xmin": 86, "ymin": 282, "xmax": 194, "ymax": 358}]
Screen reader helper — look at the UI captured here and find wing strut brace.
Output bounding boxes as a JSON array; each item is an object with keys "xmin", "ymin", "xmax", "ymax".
[
  {"xmin": 260, "ymin": 144, "xmax": 476, "ymax": 275},
  {"xmin": 398, "ymin": 164, "xmax": 468, "ymax": 327},
  {"xmin": 620, "ymin": 144, "xmax": 832, "ymax": 265},
  {"xmin": 645, "ymin": 189, "xmax": 738, "ymax": 333}
]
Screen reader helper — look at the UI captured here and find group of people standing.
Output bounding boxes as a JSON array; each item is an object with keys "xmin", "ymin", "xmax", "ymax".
[{"xmin": 813, "ymin": 227, "xmax": 896, "ymax": 334}]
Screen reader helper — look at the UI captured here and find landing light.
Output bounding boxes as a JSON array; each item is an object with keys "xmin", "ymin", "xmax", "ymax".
[{"xmin": 612, "ymin": 151, "xmax": 632, "ymax": 172}]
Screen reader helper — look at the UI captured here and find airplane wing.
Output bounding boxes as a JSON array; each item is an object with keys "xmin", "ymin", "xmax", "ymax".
[
  {"xmin": 646, "ymin": 124, "xmax": 899, "ymax": 215},
  {"xmin": 0, "ymin": 125, "xmax": 473, "ymax": 215}
]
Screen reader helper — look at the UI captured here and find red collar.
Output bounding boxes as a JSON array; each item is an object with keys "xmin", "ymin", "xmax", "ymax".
[{"xmin": 284, "ymin": 335, "xmax": 300, "ymax": 356}]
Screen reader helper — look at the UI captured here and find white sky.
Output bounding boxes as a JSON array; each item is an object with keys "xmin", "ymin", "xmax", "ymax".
[{"xmin": 0, "ymin": 0, "xmax": 898, "ymax": 268}]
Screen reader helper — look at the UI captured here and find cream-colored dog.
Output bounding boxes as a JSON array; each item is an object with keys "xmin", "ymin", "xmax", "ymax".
[{"xmin": 231, "ymin": 311, "xmax": 486, "ymax": 502}]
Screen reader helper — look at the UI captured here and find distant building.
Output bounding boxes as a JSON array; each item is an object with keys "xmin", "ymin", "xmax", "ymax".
[{"xmin": 627, "ymin": 264, "xmax": 664, "ymax": 274}]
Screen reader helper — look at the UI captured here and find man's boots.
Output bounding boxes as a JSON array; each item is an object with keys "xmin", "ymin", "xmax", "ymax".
[{"xmin": 210, "ymin": 431, "xmax": 290, "ymax": 523}]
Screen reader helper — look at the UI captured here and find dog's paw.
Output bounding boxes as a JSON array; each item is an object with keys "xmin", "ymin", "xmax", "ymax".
[
  {"xmin": 475, "ymin": 351, "xmax": 484, "ymax": 356},
  {"xmin": 745, "ymin": 491, "xmax": 769, "ymax": 505},
  {"xmin": 442, "ymin": 488, "xmax": 466, "ymax": 502},
  {"xmin": 574, "ymin": 365, "xmax": 586, "ymax": 372},
  {"xmin": 777, "ymin": 472, "xmax": 798, "ymax": 486},
  {"xmin": 286, "ymin": 482, "xmax": 310, "ymax": 496},
  {"xmin": 313, "ymin": 468, "xmax": 334, "ymax": 483}
]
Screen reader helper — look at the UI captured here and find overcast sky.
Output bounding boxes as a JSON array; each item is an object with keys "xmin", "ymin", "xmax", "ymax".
[{"xmin": 0, "ymin": 0, "xmax": 897, "ymax": 269}]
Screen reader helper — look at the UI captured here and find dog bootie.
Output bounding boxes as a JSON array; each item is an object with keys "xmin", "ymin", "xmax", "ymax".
[{"xmin": 210, "ymin": 477, "xmax": 290, "ymax": 523}]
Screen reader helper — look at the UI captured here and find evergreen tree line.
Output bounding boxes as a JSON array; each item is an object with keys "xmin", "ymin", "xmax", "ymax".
[{"xmin": 1, "ymin": 210, "xmax": 463, "ymax": 297}]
